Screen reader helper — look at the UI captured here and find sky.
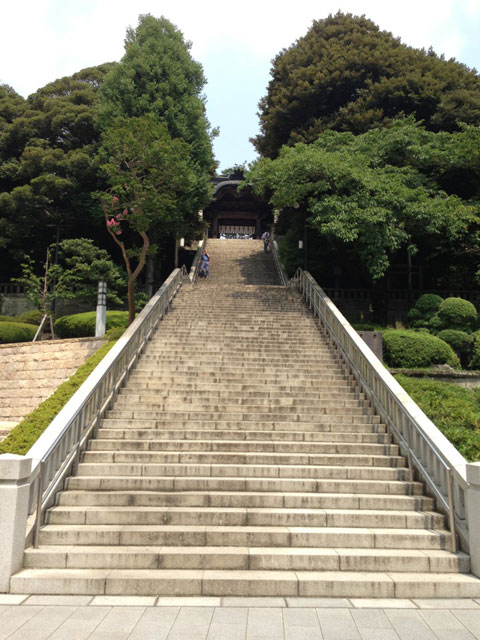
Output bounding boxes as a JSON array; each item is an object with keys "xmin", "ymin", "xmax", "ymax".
[{"xmin": 1, "ymin": 0, "xmax": 479, "ymax": 171}]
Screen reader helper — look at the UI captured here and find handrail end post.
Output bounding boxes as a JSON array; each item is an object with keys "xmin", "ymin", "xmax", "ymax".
[
  {"xmin": 466, "ymin": 463, "xmax": 480, "ymax": 575},
  {"xmin": 0, "ymin": 454, "xmax": 33, "ymax": 591}
]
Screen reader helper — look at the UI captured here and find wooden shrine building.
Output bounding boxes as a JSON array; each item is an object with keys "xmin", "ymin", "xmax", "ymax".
[{"xmin": 203, "ymin": 174, "xmax": 273, "ymax": 238}]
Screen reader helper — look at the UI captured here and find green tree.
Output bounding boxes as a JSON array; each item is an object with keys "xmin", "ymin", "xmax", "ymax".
[
  {"xmin": 0, "ymin": 64, "xmax": 115, "ymax": 279},
  {"xmin": 99, "ymin": 115, "xmax": 196, "ymax": 324},
  {"xmin": 96, "ymin": 14, "xmax": 215, "ymax": 291},
  {"xmin": 254, "ymin": 12, "xmax": 480, "ymax": 158},
  {"xmin": 247, "ymin": 119, "xmax": 479, "ymax": 283},
  {"xmin": 13, "ymin": 238, "xmax": 127, "ymax": 315}
]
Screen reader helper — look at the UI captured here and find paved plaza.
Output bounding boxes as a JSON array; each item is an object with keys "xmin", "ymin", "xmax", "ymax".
[{"xmin": 1, "ymin": 595, "xmax": 480, "ymax": 639}]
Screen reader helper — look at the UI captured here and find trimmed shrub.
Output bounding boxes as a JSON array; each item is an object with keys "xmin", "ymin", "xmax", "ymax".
[
  {"xmin": 437, "ymin": 329, "xmax": 473, "ymax": 355},
  {"xmin": 383, "ymin": 330, "xmax": 460, "ymax": 369},
  {"xmin": 415, "ymin": 294, "xmax": 444, "ymax": 315},
  {"xmin": 438, "ymin": 297, "xmax": 477, "ymax": 331},
  {"xmin": 15, "ymin": 310, "xmax": 43, "ymax": 325},
  {"xmin": 407, "ymin": 294, "xmax": 443, "ymax": 328},
  {"xmin": 469, "ymin": 330, "xmax": 480, "ymax": 370},
  {"xmin": 0, "ymin": 340, "xmax": 116, "ymax": 455},
  {"xmin": 428, "ymin": 314, "xmax": 443, "ymax": 333},
  {"xmin": 0, "ymin": 315, "xmax": 16, "ymax": 322},
  {"xmin": 0, "ymin": 322, "xmax": 37, "ymax": 343},
  {"xmin": 55, "ymin": 311, "xmax": 129, "ymax": 338}
]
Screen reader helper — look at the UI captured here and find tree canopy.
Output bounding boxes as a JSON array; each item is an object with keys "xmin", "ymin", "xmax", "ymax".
[
  {"xmin": 0, "ymin": 64, "xmax": 115, "ymax": 279},
  {"xmin": 254, "ymin": 12, "xmax": 480, "ymax": 158},
  {"xmin": 248, "ymin": 119, "xmax": 480, "ymax": 284}
]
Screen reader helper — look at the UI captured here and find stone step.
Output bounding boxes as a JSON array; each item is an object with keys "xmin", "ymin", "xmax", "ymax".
[
  {"xmin": 100, "ymin": 417, "xmax": 385, "ymax": 430},
  {"xmin": 56, "ymin": 490, "xmax": 434, "ymax": 511},
  {"xmin": 80, "ymin": 451, "xmax": 406, "ymax": 468},
  {"xmin": 46, "ymin": 506, "xmax": 444, "ymax": 529},
  {"xmin": 34, "ymin": 525, "xmax": 452, "ymax": 550},
  {"xmin": 95, "ymin": 428, "xmax": 392, "ymax": 443},
  {"xmin": 14, "ymin": 568, "xmax": 480, "ymax": 597},
  {"xmin": 74, "ymin": 463, "xmax": 410, "ymax": 479},
  {"xmin": 105, "ymin": 409, "xmax": 377, "ymax": 422},
  {"xmin": 111, "ymin": 398, "xmax": 371, "ymax": 411},
  {"xmin": 66, "ymin": 475, "xmax": 424, "ymax": 495},
  {"xmin": 125, "ymin": 381, "xmax": 361, "ymax": 393},
  {"xmin": 88, "ymin": 439, "xmax": 398, "ymax": 455},
  {"xmin": 23, "ymin": 546, "xmax": 469, "ymax": 573}
]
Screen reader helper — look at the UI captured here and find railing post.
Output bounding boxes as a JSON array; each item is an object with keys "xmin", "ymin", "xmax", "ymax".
[
  {"xmin": 466, "ymin": 462, "xmax": 480, "ymax": 576},
  {"xmin": 0, "ymin": 454, "xmax": 32, "ymax": 591}
]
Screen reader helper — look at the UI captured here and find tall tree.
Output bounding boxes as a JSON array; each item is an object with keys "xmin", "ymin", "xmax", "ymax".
[
  {"xmin": 248, "ymin": 119, "xmax": 480, "ymax": 284},
  {"xmin": 96, "ymin": 14, "xmax": 215, "ymax": 291},
  {"xmin": 0, "ymin": 64, "xmax": 115, "ymax": 279},
  {"xmin": 254, "ymin": 12, "xmax": 480, "ymax": 158},
  {"xmin": 99, "ymin": 115, "xmax": 195, "ymax": 324}
]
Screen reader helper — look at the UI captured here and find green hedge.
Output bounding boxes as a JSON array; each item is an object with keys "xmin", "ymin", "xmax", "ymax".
[
  {"xmin": 407, "ymin": 294, "xmax": 443, "ymax": 328},
  {"xmin": 15, "ymin": 310, "xmax": 43, "ymax": 325},
  {"xmin": 0, "ymin": 340, "xmax": 116, "ymax": 455},
  {"xmin": 383, "ymin": 330, "xmax": 460, "ymax": 369},
  {"xmin": 0, "ymin": 315, "xmax": 16, "ymax": 322},
  {"xmin": 0, "ymin": 322, "xmax": 37, "ymax": 343},
  {"xmin": 438, "ymin": 297, "xmax": 477, "ymax": 331},
  {"xmin": 395, "ymin": 374, "xmax": 480, "ymax": 461},
  {"xmin": 55, "ymin": 311, "xmax": 129, "ymax": 338}
]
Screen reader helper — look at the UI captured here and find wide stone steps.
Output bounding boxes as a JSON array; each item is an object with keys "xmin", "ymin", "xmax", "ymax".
[
  {"xmin": 45, "ymin": 505, "xmax": 445, "ymax": 530},
  {"xmin": 23, "ymin": 546, "xmax": 468, "ymax": 573},
  {"xmin": 66, "ymin": 475, "xmax": 425, "ymax": 495},
  {"xmin": 56, "ymin": 490, "xmax": 433, "ymax": 510},
  {"xmin": 88, "ymin": 439, "xmax": 397, "ymax": 455},
  {"xmin": 96, "ymin": 428, "xmax": 392, "ymax": 442},
  {"xmin": 12, "ymin": 240, "xmax": 480, "ymax": 598},
  {"xmin": 12, "ymin": 568, "xmax": 480, "ymax": 598}
]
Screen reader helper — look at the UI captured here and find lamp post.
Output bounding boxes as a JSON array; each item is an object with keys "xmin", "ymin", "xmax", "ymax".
[{"xmin": 95, "ymin": 281, "xmax": 107, "ymax": 338}]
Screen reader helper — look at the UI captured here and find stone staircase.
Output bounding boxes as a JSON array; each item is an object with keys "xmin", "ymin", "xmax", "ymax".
[{"xmin": 10, "ymin": 240, "xmax": 480, "ymax": 597}]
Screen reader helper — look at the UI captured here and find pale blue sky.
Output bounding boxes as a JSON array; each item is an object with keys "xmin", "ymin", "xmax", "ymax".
[{"xmin": 1, "ymin": 0, "xmax": 479, "ymax": 171}]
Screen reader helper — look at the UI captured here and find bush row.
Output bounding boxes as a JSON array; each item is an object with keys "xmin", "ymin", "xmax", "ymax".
[{"xmin": 54, "ymin": 311, "xmax": 129, "ymax": 338}]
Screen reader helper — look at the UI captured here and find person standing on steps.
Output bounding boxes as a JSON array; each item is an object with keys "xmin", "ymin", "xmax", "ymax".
[
  {"xmin": 261, "ymin": 230, "xmax": 270, "ymax": 253},
  {"xmin": 199, "ymin": 249, "xmax": 210, "ymax": 278}
]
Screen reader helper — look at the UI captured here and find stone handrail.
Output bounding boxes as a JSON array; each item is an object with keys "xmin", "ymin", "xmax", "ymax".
[
  {"xmin": 0, "ymin": 267, "xmax": 188, "ymax": 590},
  {"xmin": 291, "ymin": 268, "xmax": 480, "ymax": 572},
  {"xmin": 270, "ymin": 239, "xmax": 289, "ymax": 286}
]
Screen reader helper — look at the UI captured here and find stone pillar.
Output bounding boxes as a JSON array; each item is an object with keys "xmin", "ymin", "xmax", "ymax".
[
  {"xmin": 95, "ymin": 281, "xmax": 107, "ymax": 338},
  {"xmin": 0, "ymin": 454, "xmax": 32, "ymax": 592},
  {"xmin": 466, "ymin": 462, "xmax": 480, "ymax": 577}
]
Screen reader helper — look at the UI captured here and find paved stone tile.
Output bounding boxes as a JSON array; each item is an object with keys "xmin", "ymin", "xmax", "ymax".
[
  {"xmin": 359, "ymin": 631, "xmax": 399, "ymax": 640},
  {"xmin": 433, "ymin": 631, "xmax": 477, "ymax": 640},
  {"xmin": 24, "ymin": 596, "xmax": 93, "ymax": 606},
  {"xmin": 316, "ymin": 609, "xmax": 360, "ymax": 640},
  {"xmin": 207, "ymin": 623, "xmax": 248, "ymax": 640},
  {"xmin": 247, "ymin": 608, "xmax": 284, "ymax": 639},
  {"xmin": 225, "ymin": 597, "xmax": 286, "ymax": 607},
  {"xmin": 87, "ymin": 606, "xmax": 145, "ymax": 640},
  {"xmin": 414, "ymin": 599, "xmax": 480, "ymax": 610},
  {"xmin": 351, "ymin": 608, "xmax": 393, "ymax": 629},
  {"xmin": 287, "ymin": 597, "xmax": 350, "ymax": 608},
  {"xmin": 452, "ymin": 610, "xmax": 480, "ymax": 639},
  {"xmin": 0, "ymin": 606, "xmax": 44, "ymax": 640},
  {"xmin": 126, "ymin": 607, "xmax": 180, "ymax": 640},
  {"xmin": 157, "ymin": 597, "xmax": 221, "ymax": 607},
  {"xmin": 420, "ymin": 610, "xmax": 471, "ymax": 630},
  {"xmin": 384, "ymin": 610, "xmax": 439, "ymax": 640},
  {"xmin": 5, "ymin": 606, "xmax": 78, "ymax": 640},
  {"xmin": 91, "ymin": 596, "xmax": 156, "ymax": 607},
  {"xmin": 0, "ymin": 594, "xmax": 29, "ymax": 605},
  {"xmin": 283, "ymin": 608, "xmax": 319, "ymax": 627},
  {"xmin": 48, "ymin": 606, "xmax": 111, "ymax": 640},
  {"xmin": 285, "ymin": 628, "xmax": 322, "ymax": 640},
  {"xmin": 212, "ymin": 607, "xmax": 248, "ymax": 624},
  {"xmin": 167, "ymin": 606, "xmax": 214, "ymax": 640},
  {"xmin": 351, "ymin": 599, "xmax": 415, "ymax": 609}
]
